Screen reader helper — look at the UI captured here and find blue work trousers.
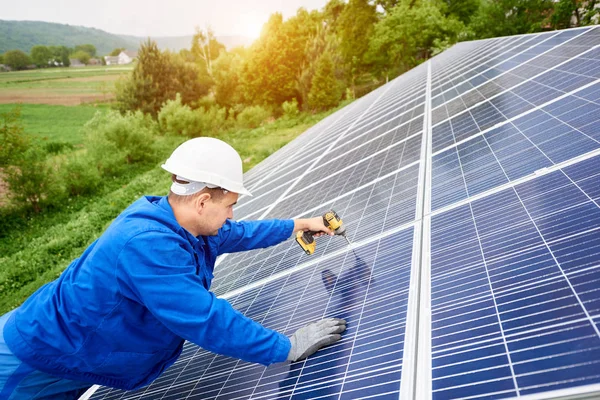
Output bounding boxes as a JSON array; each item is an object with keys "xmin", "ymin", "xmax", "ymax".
[{"xmin": 0, "ymin": 310, "xmax": 92, "ymax": 400}]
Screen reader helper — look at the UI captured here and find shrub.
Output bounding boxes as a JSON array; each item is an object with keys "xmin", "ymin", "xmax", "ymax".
[
  {"xmin": 236, "ymin": 105, "xmax": 272, "ymax": 129},
  {"xmin": 158, "ymin": 94, "xmax": 203, "ymax": 137},
  {"xmin": 44, "ymin": 141, "xmax": 74, "ymax": 154},
  {"xmin": 84, "ymin": 110, "xmax": 159, "ymax": 177},
  {"xmin": 158, "ymin": 95, "xmax": 230, "ymax": 137},
  {"xmin": 282, "ymin": 99, "xmax": 300, "ymax": 119},
  {"xmin": 61, "ymin": 154, "xmax": 102, "ymax": 196},
  {"xmin": 198, "ymin": 106, "xmax": 230, "ymax": 135},
  {"xmin": 0, "ymin": 107, "xmax": 29, "ymax": 167},
  {"xmin": 4, "ymin": 146, "xmax": 64, "ymax": 213}
]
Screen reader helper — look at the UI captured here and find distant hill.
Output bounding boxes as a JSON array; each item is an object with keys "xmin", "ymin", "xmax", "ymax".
[
  {"xmin": 0, "ymin": 20, "xmax": 254, "ymax": 56},
  {"xmin": 0, "ymin": 20, "xmax": 139, "ymax": 55}
]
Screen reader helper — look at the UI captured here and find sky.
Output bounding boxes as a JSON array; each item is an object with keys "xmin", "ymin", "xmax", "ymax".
[{"xmin": 0, "ymin": 0, "xmax": 329, "ymax": 38}]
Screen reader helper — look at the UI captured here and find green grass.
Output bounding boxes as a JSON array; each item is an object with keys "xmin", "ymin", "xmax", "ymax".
[{"xmin": 0, "ymin": 103, "xmax": 109, "ymax": 145}]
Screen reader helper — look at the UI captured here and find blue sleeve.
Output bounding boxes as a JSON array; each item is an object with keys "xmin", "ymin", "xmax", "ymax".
[
  {"xmin": 116, "ymin": 231, "xmax": 291, "ymax": 366},
  {"xmin": 216, "ymin": 219, "xmax": 294, "ymax": 255}
]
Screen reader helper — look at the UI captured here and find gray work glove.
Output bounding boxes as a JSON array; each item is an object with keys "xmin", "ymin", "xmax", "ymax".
[{"xmin": 287, "ymin": 318, "xmax": 346, "ymax": 362}]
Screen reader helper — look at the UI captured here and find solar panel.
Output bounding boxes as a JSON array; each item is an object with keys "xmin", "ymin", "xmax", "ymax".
[{"xmin": 88, "ymin": 26, "xmax": 600, "ymax": 400}]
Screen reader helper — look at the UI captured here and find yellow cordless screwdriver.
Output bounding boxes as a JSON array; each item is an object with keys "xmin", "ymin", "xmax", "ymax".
[{"xmin": 296, "ymin": 210, "xmax": 351, "ymax": 255}]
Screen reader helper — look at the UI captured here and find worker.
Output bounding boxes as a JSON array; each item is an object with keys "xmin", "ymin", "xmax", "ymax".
[{"xmin": 0, "ymin": 138, "xmax": 346, "ymax": 399}]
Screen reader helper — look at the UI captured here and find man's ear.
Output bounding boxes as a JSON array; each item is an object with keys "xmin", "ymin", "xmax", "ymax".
[{"xmin": 194, "ymin": 193, "xmax": 212, "ymax": 214}]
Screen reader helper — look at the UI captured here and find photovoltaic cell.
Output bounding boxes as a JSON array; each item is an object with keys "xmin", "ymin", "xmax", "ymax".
[
  {"xmin": 430, "ymin": 157, "xmax": 600, "ymax": 399},
  {"xmin": 211, "ymin": 163, "xmax": 419, "ymax": 296},
  {"xmin": 89, "ymin": 26, "xmax": 600, "ymax": 400},
  {"xmin": 93, "ymin": 229, "xmax": 414, "ymax": 400}
]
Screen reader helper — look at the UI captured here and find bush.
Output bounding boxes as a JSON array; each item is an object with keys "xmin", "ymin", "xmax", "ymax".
[
  {"xmin": 158, "ymin": 95, "xmax": 230, "ymax": 137},
  {"xmin": 3, "ymin": 50, "xmax": 32, "ymax": 71},
  {"xmin": 158, "ymin": 94, "xmax": 203, "ymax": 137},
  {"xmin": 84, "ymin": 110, "xmax": 159, "ymax": 177},
  {"xmin": 4, "ymin": 146, "xmax": 64, "ymax": 213},
  {"xmin": 0, "ymin": 107, "xmax": 29, "ymax": 167},
  {"xmin": 282, "ymin": 99, "xmax": 300, "ymax": 119},
  {"xmin": 236, "ymin": 105, "xmax": 272, "ymax": 129},
  {"xmin": 61, "ymin": 154, "xmax": 102, "ymax": 196},
  {"xmin": 199, "ymin": 106, "xmax": 230, "ymax": 134},
  {"xmin": 44, "ymin": 141, "xmax": 74, "ymax": 154}
]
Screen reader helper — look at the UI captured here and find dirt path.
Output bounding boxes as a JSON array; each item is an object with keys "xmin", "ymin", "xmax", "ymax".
[
  {"xmin": 0, "ymin": 92, "xmax": 115, "ymax": 105},
  {"xmin": 0, "ymin": 170, "xmax": 9, "ymax": 207}
]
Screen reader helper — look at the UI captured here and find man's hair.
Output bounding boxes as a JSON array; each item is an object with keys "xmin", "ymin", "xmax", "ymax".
[{"xmin": 168, "ymin": 175, "xmax": 226, "ymax": 204}]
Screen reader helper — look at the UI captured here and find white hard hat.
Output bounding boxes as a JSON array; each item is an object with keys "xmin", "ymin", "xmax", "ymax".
[{"xmin": 161, "ymin": 137, "xmax": 252, "ymax": 196}]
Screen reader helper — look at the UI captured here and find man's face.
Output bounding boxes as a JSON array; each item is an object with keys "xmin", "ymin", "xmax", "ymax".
[{"xmin": 200, "ymin": 190, "xmax": 239, "ymax": 236}]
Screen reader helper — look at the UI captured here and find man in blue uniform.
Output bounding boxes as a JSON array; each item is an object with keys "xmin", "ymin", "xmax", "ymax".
[{"xmin": 0, "ymin": 138, "xmax": 346, "ymax": 399}]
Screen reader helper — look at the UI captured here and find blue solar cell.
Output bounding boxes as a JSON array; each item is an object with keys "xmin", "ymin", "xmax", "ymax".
[
  {"xmin": 431, "ymin": 163, "xmax": 600, "ymax": 399},
  {"xmin": 512, "ymin": 80, "xmax": 562, "ymax": 105}
]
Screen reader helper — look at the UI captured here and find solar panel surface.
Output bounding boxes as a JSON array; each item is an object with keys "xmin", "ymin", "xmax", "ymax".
[{"xmin": 89, "ymin": 26, "xmax": 600, "ymax": 400}]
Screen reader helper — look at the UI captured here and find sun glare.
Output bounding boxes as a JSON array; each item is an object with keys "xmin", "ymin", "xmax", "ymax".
[
  {"xmin": 239, "ymin": 13, "xmax": 265, "ymax": 40},
  {"xmin": 245, "ymin": 22, "xmax": 263, "ymax": 40}
]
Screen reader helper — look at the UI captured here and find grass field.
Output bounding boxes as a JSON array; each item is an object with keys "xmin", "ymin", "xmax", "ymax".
[
  {"xmin": 0, "ymin": 103, "xmax": 108, "ymax": 144},
  {"xmin": 0, "ymin": 65, "xmax": 132, "ymax": 105}
]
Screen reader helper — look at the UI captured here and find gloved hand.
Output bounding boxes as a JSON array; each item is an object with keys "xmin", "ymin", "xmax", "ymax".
[{"xmin": 287, "ymin": 318, "xmax": 346, "ymax": 362}]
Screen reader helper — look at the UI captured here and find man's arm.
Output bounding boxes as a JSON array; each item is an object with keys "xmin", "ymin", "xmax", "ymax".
[
  {"xmin": 117, "ymin": 231, "xmax": 291, "ymax": 365},
  {"xmin": 217, "ymin": 217, "xmax": 333, "ymax": 254}
]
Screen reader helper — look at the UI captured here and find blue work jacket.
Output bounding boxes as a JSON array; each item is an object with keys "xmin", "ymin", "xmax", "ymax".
[{"xmin": 3, "ymin": 196, "xmax": 294, "ymax": 391}]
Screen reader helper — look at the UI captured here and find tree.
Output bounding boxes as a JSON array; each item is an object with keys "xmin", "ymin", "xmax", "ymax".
[
  {"xmin": 3, "ymin": 50, "xmax": 31, "ymax": 70},
  {"xmin": 323, "ymin": 0, "xmax": 347, "ymax": 30},
  {"xmin": 240, "ymin": 13, "xmax": 307, "ymax": 106},
  {"xmin": 115, "ymin": 40, "xmax": 209, "ymax": 117},
  {"xmin": 298, "ymin": 25, "xmax": 346, "ymax": 109},
  {"xmin": 375, "ymin": 0, "xmax": 401, "ymax": 13},
  {"xmin": 469, "ymin": 0, "xmax": 554, "ymax": 38},
  {"xmin": 337, "ymin": 0, "xmax": 378, "ymax": 66},
  {"xmin": 74, "ymin": 44, "xmax": 97, "ymax": 57},
  {"xmin": 307, "ymin": 52, "xmax": 341, "ymax": 111},
  {"xmin": 212, "ymin": 50, "xmax": 245, "ymax": 108},
  {"xmin": 49, "ymin": 46, "xmax": 71, "ymax": 66},
  {"xmin": 191, "ymin": 27, "xmax": 225, "ymax": 85},
  {"xmin": 367, "ymin": 0, "xmax": 464, "ymax": 80},
  {"xmin": 337, "ymin": 0, "xmax": 378, "ymax": 93},
  {"xmin": 72, "ymin": 50, "xmax": 91, "ymax": 65},
  {"xmin": 110, "ymin": 48, "xmax": 126, "ymax": 56},
  {"xmin": 30, "ymin": 45, "xmax": 53, "ymax": 67},
  {"xmin": 550, "ymin": 0, "xmax": 599, "ymax": 28},
  {"xmin": 445, "ymin": 0, "xmax": 481, "ymax": 24}
]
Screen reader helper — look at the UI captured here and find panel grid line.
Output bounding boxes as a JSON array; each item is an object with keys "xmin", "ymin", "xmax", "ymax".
[{"xmin": 478, "ymin": 130, "xmax": 600, "ymax": 340}]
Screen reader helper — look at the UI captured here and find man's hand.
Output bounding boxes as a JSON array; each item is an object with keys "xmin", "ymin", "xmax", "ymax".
[
  {"xmin": 287, "ymin": 318, "xmax": 346, "ymax": 362},
  {"xmin": 293, "ymin": 216, "xmax": 333, "ymax": 237}
]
